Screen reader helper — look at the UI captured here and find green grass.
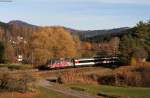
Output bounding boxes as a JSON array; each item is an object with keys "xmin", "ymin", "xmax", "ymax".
[
  {"xmin": 63, "ymin": 84, "xmax": 150, "ymax": 98},
  {"xmin": 0, "ymin": 87, "xmax": 76, "ymax": 98},
  {"xmin": 35, "ymin": 87, "xmax": 76, "ymax": 98}
]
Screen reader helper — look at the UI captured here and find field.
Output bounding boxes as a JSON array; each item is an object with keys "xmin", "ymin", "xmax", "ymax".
[
  {"xmin": 63, "ymin": 83, "xmax": 150, "ymax": 98},
  {"xmin": 1, "ymin": 80, "xmax": 150, "ymax": 98},
  {"xmin": 37, "ymin": 65, "xmax": 150, "ymax": 98},
  {"xmin": 1, "ymin": 63, "xmax": 150, "ymax": 98},
  {"xmin": 0, "ymin": 87, "xmax": 76, "ymax": 98}
]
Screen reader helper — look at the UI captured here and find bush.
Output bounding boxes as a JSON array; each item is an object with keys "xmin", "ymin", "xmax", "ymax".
[
  {"xmin": 114, "ymin": 63, "xmax": 150, "ymax": 87},
  {"xmin": 88, "ymin": 63, "xmax": 150, "ymax": 87},
  {"xmin": 97, "ymin": 75, "xmax": 116, "ymax": 85},
  {"xmin": 0, "ymin": 72, "xmax": 36, "ymax": 93}
]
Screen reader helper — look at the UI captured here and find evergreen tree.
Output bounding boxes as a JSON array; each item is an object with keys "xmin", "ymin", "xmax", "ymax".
[
  {"xmin": 0, "ymin": 42, "xmax": 4, "ymax": 63},
  {"xmin": 120, "ymin": 20, "xmax": 150, "ymax": 64}
]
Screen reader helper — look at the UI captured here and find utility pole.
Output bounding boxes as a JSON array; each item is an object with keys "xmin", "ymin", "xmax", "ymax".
[{"xmin": 31, "ymin": 50, "xmax": 34, "ymax": 68}]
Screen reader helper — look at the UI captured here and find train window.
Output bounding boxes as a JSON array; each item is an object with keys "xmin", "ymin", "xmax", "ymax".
[{"xmin": 77, "ymin": 60, "xmax": 95, "ymax": 63}]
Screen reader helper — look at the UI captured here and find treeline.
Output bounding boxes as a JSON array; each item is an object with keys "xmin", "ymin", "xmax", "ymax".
[
  {"xmin": 0, "ymin": 23, "xmax": 81, "ymax": 66},
  {"xmin": 0, "ymin": 20, "xmax": 150, "ymax": 66},
  {"xmin": 82, "ymin": 20, "xmax": 150, "ymax": 65},
  {"xmin": 120, "ymin": 21, "xmax": 150, "ymax": 64},
  {"xmin": 0, "ymin": 21, "xmax": 120, "ymax": 66}
]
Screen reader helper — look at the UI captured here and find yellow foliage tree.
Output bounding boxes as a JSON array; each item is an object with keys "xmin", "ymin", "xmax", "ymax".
[{"xmin": 30, "ymin": 27, "xmax": 78, "ymax": 66}]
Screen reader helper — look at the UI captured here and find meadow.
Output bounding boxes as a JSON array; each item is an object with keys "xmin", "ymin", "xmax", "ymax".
[
  {"xmin": 0, "ymin": 87, "xmax": 76, "ymax": 98},
  {"xmin": 63, "ymin": 83, "xmax": 150, "ymax": 98}
]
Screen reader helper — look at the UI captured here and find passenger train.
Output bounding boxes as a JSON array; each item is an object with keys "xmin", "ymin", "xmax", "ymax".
[{"xmin": 45, "ymin": 56, "xmax": 121, "ymax": 69}]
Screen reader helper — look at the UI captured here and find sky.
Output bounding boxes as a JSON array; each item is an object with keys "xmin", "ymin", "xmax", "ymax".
[{"xmin": 0, "ymin": 0, "xmax": 150, "ymax": 30}]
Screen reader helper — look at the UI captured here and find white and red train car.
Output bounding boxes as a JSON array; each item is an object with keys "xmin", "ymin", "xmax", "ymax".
[{"xmin": 47, "ymin": 56, "xmax": 120, "ymax": 69}]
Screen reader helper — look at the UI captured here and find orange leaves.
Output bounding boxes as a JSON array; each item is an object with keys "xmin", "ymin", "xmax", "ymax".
[
  {"xmin": 82, "ymin": 42, "xmax": 92, "ymax": 50},
  {"xmin": 30, "ymin": 27, "xmax": 79, "ymax": 66}
]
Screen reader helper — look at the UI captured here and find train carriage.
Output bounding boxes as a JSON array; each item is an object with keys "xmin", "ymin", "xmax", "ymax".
[{"xmin": 47, "ymin": 56, "xmax": 121, "ymax": 69}]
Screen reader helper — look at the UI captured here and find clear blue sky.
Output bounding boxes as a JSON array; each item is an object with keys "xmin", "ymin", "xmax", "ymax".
[{"xmin": 0, "ymin": 0, "xmax": 150, "ymax": 30}]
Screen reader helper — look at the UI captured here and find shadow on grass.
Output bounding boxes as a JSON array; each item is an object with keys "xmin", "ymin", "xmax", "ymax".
[
  {"xmin": 97, "ymin": 93, "xmax": 120, "ymax": 98},
  {"xmin": 70, "ymin": 87, "xmax": 86, "ymax": 91}
]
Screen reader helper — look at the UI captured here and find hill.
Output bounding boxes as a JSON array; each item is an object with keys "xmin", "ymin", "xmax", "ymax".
[
  {"xmin": 0, "ymin": 20, "xmax": 131, "ymax": 42},
  {"xmin": 65, "ymin": 27, "xmax": 130, "ymax": 41},
  {"xmin": 8, "ymin": 20, "xmax": 38, "ymax": 28}
]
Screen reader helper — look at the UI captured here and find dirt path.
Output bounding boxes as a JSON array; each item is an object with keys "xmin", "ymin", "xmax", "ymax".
[{"xmin": 38, "ymin": 79, "xmax": 100, "ymax": 98}]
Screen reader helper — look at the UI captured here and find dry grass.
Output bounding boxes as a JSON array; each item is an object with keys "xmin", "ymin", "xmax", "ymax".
[
  {"xmin": 38, "ymin": 62, "xmax": 150, "ymax": 87},
  {"xmin": 0, "ymin": 91, "xmax": 38, "ymax": 98}
]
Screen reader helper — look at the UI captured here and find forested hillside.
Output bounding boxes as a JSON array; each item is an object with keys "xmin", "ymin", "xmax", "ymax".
[
  {"xmin": 0, "ymin": 20, "xmax": 149, "ymax": 66},
  {"xmin": 0, "ymin": 21, "xmax": 81, "ymax": 66},
  {"xmin": 66, "ymin": 27, "xmax": 129, "ymax": 41},
  {"xmin": 120, "ymin": 21, "xmax": 150, "ymax": 64}
]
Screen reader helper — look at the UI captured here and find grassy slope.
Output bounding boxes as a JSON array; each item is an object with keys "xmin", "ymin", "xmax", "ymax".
[
  {"xmin": 64, "ymin": 84, "xmax": 150, "ymax": 98},
  {"xmin": 0, "ymin": 87, "xmax": 76, "ymax": 98}
]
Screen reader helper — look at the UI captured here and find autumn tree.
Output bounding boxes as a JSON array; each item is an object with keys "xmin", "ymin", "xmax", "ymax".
[
  {"xmin": 29, "ymin": 27, "xmax": 78, "ymax": 66},
  {"xmin": 109, "ymin": 37, "xmax": 120, "ymax": 56},
  {"xmin": 82, "ymin": 42, "xmax": 92, "ymax": 50},
  {"xmin": 4, "ymin": 42, "xmax": 16, "ymax": 63},
  {"xmin": 80, "ymin": 42, "xmax": 96, "ymax": 57},
  {"xmin": 0, "ymin": 27, "xmax": 5, "ymax": 41}
]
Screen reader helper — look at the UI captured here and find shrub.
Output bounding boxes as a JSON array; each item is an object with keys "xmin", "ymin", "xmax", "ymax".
[
  {"xmin": 97, "ymin": 75, "xmax": 116, "ymax": 85},
  {"xmin": 0, "ymin": 72, "xmax": 36, "ymax": 93},
  {"xmin": 114, "ymin": 63, "xmax": 150, "ymax": 87},
  {"xmin": 88, "ymin": 63, "xmax": 150, "ymax": 87}
]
